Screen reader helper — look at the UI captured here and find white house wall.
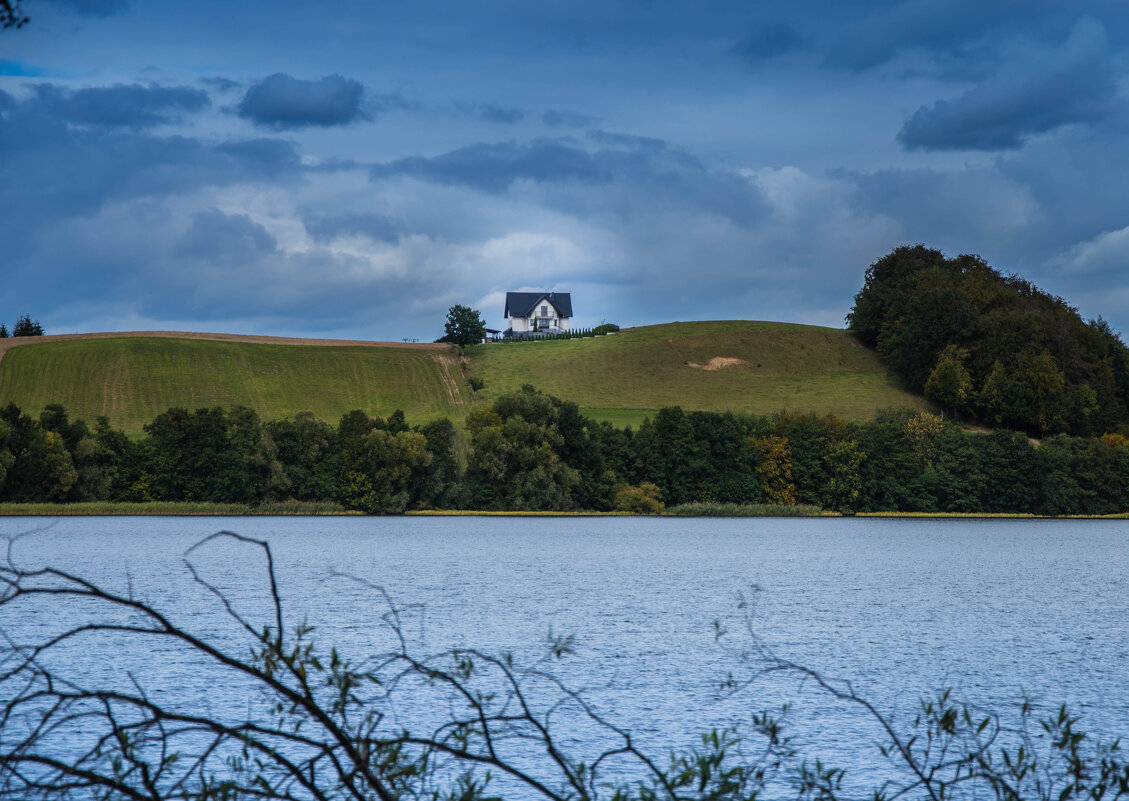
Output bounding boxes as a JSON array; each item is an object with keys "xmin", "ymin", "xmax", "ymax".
[{"xmin": 534, "ymin": 300, "xmax": 570, "ymax": 331}]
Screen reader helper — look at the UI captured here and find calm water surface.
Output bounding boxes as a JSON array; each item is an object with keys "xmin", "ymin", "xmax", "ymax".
[{"xmin": 3, "ymin": 515, "xmax": 1128, "ymax": 789}]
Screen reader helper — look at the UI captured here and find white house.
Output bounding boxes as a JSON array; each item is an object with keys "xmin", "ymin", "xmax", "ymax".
[{"xmin": 503, "ymin": 291, "xmax": 573, "ymax": 336}]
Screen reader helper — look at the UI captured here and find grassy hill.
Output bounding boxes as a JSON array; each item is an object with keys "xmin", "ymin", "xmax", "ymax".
[
  {"xmin": 0, "ymin": 334, "xmax": 470, "ymax": 433},
  {"xmin": 469, "ymin": 321, "xmax": 927, "ymax": 427},
  {"xmin": 0, "ymin": 322, "xmax": 928, "ymax": 433}
]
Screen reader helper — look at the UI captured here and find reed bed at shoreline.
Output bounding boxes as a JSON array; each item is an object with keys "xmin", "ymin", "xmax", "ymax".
[
  {"xmin": 2, "ymin": 504, "xmax": 1124, "ymax": 519},
  {"xmin": 0, "ymin": 501, "xmax": 353, "ymax": 516},
  {"xmin": 858, "ymin": 511, "xmax": 1129, "ymax": 519},
  {"xmin": 405, "ymin": 509, "xmax": 633, "ymax": 516},
  {"xmin": 663, "ymin": 502, "xmax": 828, "ymax": 517}
]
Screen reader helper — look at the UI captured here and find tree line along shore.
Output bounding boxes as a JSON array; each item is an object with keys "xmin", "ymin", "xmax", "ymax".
[{"xmin": 1, "ymin": 386, "xmax": 1128, "ymax": 516}]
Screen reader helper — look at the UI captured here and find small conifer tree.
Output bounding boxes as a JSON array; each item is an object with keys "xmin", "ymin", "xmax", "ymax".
[{"xmin": 12, "ymin": 314, "xmax": 43, "ymax": 336}]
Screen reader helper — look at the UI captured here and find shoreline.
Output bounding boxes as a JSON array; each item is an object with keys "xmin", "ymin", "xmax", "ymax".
[{"xmin": 0, "ymin": 503, "xmax": 1125, "ymax": 519}]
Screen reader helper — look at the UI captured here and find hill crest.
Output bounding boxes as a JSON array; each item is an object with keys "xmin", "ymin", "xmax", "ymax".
[
  {"xmin": 0, "ymin": 322, "xmax": 928, "ymax": 432},
  {"xmin": 0, "ymin": 330, "xmax": 443, "ymax": 366}
]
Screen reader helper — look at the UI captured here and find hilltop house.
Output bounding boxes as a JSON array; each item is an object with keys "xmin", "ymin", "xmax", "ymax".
[{"xmin": 503, "ymin": 291, "xmax": 572, "ymax": 336}]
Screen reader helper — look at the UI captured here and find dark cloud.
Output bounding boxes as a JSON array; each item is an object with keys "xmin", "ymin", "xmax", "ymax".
[
  {"xmin": 0, "ymin": 130, "xmax": 300, "ymax": 238},
  {"xmin": 729, "ymin": 22, "xmax": 806, "ymax": 66},
  {"xmin": 822, "ymin": 0, "xmax": 1024, "ymax": 72},
  {"xmin": 236, "ymin": 73, "xmax": 376, "ymax": 129},
  {"xmin": 26, "ymin": 82, "xmax": 210, "ymax": 130},
  {"xmin": 179, "ymin": 209, "xmax": 277, "ymax": 262},
  {"xmin": 843, "ymin": 133, "xmax": 1129, "ymax": 331},
  {"xmin": 478, "ymin": 104, "xmax": 524, "ymax": 124},
  {"xmin": 213, "ymin": 138, "xmax": 302, "ymax": 173},
  {"xmin": 147, "ymin": 246, "xmax": 474, "ymax": 335},
  {"xmin": 898, "ymin": 18, "xmax": 1116, "ymax": 151},
  {"xmin": 541, "ymin": 109, "xmax": 597, "ymax": 128},
  {"xmin": 845, "ymin": 166, "xmax": 1033, "ymax": 250},
  {"xmin": 994, "ymin": 127, "xmax": 1129, "ymax": 257},
  {"xmin": 370, "ymin": 134, "xmax": 766, "ymax": 226},
  {"xmin": 0, "ymin": 87, "xmax": 303, "ymax": 256},
  {"xmin": 303, "ymin": 212, "xmax": 402, "ymax": 244},
  {"xmin": 371, "ymin": 139, "xmax": 607, "ymax": 192},
  {"xmin": 199, "ymin": 76, "xmax": 241, "ymax": 92}
]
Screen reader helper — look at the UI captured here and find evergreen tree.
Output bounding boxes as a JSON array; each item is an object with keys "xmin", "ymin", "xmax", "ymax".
[{"xmin": 12, "ymin": 314, "xmax": 43, "ymax": 336}]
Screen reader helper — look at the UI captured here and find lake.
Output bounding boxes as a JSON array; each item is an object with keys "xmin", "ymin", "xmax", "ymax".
[{"xmin": 2, "ymin": 515, "xmax": 1128, "ymax": 795}]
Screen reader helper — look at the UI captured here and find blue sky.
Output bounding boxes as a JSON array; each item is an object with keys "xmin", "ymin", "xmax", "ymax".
[{"xmin": 2, "ymin": 0, "xmax": 1129, "ymax": 340}]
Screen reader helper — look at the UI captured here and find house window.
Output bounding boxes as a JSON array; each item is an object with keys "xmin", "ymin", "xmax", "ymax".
[{"xmin": 541, "ymin": 305, "xmax": 549, "ymax": 316}]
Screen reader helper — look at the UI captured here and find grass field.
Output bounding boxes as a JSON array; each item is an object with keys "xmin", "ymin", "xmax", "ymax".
[
  {"xmin": 0, "ymin": 321, "xmax": 927, "ymax": 433},
  {"xmin": 0, "ymin": 336, "xmax": 470, "ymax": 433},
  {"xmin": 468, "ymin": 321, "xmax": 927, "ymax": 427}
]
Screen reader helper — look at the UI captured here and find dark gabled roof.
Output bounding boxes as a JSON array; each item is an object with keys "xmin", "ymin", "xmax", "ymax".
[{"xmin": 504, "ymin": 291, "xmax": 573, "ymax": 318}]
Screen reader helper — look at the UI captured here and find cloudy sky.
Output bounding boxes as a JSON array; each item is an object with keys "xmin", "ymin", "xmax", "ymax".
[{"xmin": 2, "ymin": 0, "xmax": 1129, "ymax": 340}]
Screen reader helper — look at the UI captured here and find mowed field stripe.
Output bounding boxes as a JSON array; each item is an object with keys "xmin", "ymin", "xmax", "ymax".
[{"xmin": 0, "ymin": 335, "xmax": 469, "ymax": 433}]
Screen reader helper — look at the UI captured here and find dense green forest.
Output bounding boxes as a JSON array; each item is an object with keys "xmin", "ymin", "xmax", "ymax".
[
  {"xmin": 848, "ymin": 245, "xmax": 1129, "ymax": 436},
  {"xmin": 3, "ymin": 389, "xmax": 1128, "ymax": 515}
]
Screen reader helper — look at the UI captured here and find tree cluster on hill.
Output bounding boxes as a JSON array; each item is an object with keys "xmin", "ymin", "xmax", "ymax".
[
  {"xmin": 3, "ymin": 393, "xmax": 1129, "ymax": 514},
  {"xmin": 847, "ymin": 245, "xmax": 1129, "ymax": 437},
  {"xmin": 0, "ymin": 314, "xmax": 44, "ymax": 338}
]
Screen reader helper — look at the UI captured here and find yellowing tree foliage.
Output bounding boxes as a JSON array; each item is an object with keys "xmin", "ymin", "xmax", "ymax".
[
  {"xmin": 750, "ymin": 434, "xmax": 798, "ymax": 506},
  {"xmin": 613, "ymin": 481, "xmax": 664, "ymax": 513},
  {"xmin": 904, "ymin": 411, "xmax": 944, "ymax": 467}
]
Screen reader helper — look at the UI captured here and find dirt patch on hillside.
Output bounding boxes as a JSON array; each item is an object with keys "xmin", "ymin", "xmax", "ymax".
[
  {"xmin": 0, "ymin": 331, "xmax": 451, "ymax": 368},
  {"xmin": 687, "ymin": 356, "xmax": 748, "ymax": 371},
  {"xmin": 432, "ymin": 352, "xmax": 466, "ymax": 406}
]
